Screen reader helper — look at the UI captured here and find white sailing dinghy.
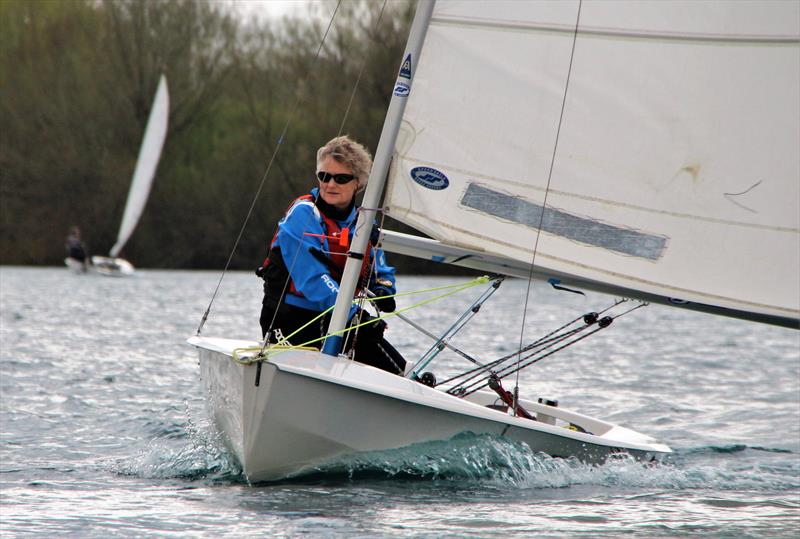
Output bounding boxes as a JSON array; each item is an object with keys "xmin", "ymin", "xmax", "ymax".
[
  {"xmin": 91, "ymin": 74, "xmax": 169, "ymax": 277},
  {"xmin": 190, "ymin": 1, "xmax": 799, "ymax": 482}
]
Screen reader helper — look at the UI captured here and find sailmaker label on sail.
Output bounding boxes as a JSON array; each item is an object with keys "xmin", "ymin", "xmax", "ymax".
[{"xmin": 410, "ymin": 167, "xmax": 449, "ymax": 190}]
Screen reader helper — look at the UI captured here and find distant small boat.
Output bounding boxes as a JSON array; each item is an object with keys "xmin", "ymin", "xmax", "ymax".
[
  {"xmin": 90, "ymin": 74, "xmax": 169, "ymax": 277},
  {"xmin": 64, "ymin": 256, "xmax": 88, "ymax": 274}
]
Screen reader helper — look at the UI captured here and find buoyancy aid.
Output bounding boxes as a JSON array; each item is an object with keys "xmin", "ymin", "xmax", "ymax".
[{"xmin": 261, "ymin": 193, "xmax": 373, "ymax": 302}]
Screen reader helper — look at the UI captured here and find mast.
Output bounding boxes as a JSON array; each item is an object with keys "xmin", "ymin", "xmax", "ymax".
[{"xmin": 322, "ymin": 0, "xmax": 436, "ymax": 356}]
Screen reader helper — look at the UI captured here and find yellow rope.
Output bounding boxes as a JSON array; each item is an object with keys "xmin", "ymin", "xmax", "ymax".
[
  {"xmin": 238, "ymin": 276, "xmax": 492, "ymax": 363},
  {"xmin": 232, "ymin": 344, "xmax": 318, "ymax": 365}
]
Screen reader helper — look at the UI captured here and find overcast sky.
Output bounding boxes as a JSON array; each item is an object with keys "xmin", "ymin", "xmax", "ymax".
[{"xmin": 221, "ymin": 0, "xmax": 319, "ymax": 21}]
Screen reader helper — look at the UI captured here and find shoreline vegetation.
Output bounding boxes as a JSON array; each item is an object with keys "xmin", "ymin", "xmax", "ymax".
[{"xmin": 1, "ymin": 0, "xmax": 470, "ymax": 274}]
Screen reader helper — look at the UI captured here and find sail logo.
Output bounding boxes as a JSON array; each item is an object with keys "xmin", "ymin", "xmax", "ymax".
[
  {"xmin": 399, "ymin": 54, "xmax": 412, "ymax": 79},
  {"xmin": 410, "ymin": 167, "xmax": 449, "ymax": 190},
  {"xmin": 393, "ymin": 82, "xmax": 410, "ymax": 97}
]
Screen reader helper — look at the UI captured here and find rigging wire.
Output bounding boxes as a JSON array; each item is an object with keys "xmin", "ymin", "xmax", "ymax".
[
  {"xmin": 407, "ymin": 277, "xmax": 504, "ymax": 378},
  {"xmin": 262, "ymin": 0, "xmax": 390, "ymax": 354},
  {"xmin": 447, "ymin": 301, "xmax": 646, "ymax": 398},
  {"xmin": 512, "ymin": 0, "xmax": 584, "ymax": 412},
  {"xmin": 196, "ymin": 0, "xmax": 345, "ymax": 335},
  {"xmin": 488, "ymin": 302, "xmax": 647, "ymax": 388},
  {"xmin": 197, "ymin": 0, "xmax": 391, "ymax": 339},
  {"xmin": 441, "ymin": 320, "xmax": 587, "ymax": 391},
  {"xmin": 443, "ymin": 300, "xmax": 625, "ymax": 395},
  {"xmin": 336, "ymin": 1, "xmax": 390, "ymax": 137},
  {"xmin": 255, "ymin": 277, "xmax": 493, "ymax": 358}
]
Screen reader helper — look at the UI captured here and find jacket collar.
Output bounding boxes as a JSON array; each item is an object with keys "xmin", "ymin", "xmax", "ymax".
[{"xmin": 311, "ymin": 187, "xmax": 356, "ymax": 221}]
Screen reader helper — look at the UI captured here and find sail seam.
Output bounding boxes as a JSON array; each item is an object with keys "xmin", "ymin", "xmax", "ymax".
[
  {"xmin": 389, "ymin": 156, "xmax": 798, "ymax": 233},
  {"xmin": 431, "ymin": 16, "xmax": 800, "ymax": 44}
]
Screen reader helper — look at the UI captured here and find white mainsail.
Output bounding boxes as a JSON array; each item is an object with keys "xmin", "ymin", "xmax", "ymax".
[
  {"xmin": 383, "ymin": 0, "xmax": 800, "ymax": 328},
  {"xmin": 189, "ymin": 0, "xmax": 675, "ymax": 483},
  {"xmin": 109, "ymin": 74, "xmax": 169, "ymax": 258}
]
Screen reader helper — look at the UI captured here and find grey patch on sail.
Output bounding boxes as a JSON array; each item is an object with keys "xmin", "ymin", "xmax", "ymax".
[{"xmin": 460, "ymin": 183, "xmax": 668, "ymax": 260}]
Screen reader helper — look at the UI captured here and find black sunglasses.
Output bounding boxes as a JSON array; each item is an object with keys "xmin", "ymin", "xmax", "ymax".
[{"xmin": 317, "ymin": 171, "xmax": 356, "ymax": 184}]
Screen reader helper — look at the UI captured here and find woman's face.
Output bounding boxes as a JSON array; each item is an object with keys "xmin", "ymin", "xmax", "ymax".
[{"xmin": 317, "ymin": 156, "xmax": 358, "ymax": 210}]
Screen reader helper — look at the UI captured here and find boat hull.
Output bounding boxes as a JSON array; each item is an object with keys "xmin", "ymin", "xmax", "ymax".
[
  {"xmin": 90, "ymin": 256, "xmax": 135, "ymax": 277},
  {"xmin": 64, "ymin": 257, "xmax": 89, "ymax": 273},
  {"xmin": 194, "ymin": 337, "xmax": 670, "ymax": 482}
]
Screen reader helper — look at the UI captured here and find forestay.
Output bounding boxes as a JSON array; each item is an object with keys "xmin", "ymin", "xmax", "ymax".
[
  {"xmin": 383, "ymin": 0, "xmax": 800, "ymax": 328},
  {"xmin": 110, "ymin": 75, "xmax": 169, "ymax": 258}
]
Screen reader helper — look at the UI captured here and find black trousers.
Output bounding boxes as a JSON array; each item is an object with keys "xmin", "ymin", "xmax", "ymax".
[
  {"xmin": 260, "ymin": 297, "xmax": 407, "ymax": 376},
  {"xmin": 68, "ymin": 246, "xmax": 86, "ymax": 262}
]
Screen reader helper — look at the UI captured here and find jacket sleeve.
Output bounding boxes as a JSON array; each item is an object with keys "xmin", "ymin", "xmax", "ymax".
[
  {"xmin": 277, "ymin": 201, "xmax": 357, "ymax": 317},
  {"xmin": 369, "ymin": 247, "xmax": 397, "ymax": 295}
]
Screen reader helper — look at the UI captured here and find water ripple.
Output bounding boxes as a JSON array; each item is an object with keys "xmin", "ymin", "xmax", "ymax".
[{"xmin": 2, "ymin": 268, "xmax": 798, "ymax": 537}]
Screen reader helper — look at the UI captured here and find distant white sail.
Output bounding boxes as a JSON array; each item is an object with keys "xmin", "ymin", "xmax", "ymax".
[
  {"xmin": 110, "ymin": 75, "xmax": 169, "ymax": 258},
  {"xmin": 384, "ymin": 0, "xmax": 800, "ymax": 327}
]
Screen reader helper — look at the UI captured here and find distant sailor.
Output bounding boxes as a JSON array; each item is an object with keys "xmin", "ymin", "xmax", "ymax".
[
  {"xmin": 257, "ymin": 136, "xmax": 406, "ymax": 375},
  {"xmin": 65, "ymin": 226, "xmax": 89, "ymax": 271}
]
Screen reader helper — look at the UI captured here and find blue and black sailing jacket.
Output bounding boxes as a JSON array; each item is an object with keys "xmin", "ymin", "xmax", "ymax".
[{"xmin": 262, "ymin": 187, "xmax": 396, "ymax": 319}]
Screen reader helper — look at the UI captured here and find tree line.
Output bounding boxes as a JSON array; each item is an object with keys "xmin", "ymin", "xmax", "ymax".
[{"xmin": 0, "ymin": 0, "xmax": 460, "ymax": 274}]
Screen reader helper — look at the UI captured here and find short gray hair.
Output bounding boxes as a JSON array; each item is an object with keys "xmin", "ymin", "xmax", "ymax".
[{"xmin": 316, "ymin": 136, "xmax": 373, "ymax": 191}]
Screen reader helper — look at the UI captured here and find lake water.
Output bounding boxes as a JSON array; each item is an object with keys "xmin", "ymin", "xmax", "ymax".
[{"xmin": 1, "ymin": 266, "xmax": 798, "ymax": 537}]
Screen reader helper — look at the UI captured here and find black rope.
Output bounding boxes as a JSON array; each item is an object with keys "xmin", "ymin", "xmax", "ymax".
[
  {"xmin": 486, "ymin": 305, "xmax": 648, "ymax": 385},
  {"xmin": 447, "ymin": 321, "xmax": 592, "ymax": 396},
  {"xmin": 443, "ymin": 300, "xmax": 624, "ymax": 393},
  {"xmin": 493, "ymin": 325, "xmax": 609, "ymax": 385},
  {"xmin": 445, "ymin": 300, "xmax": 647, "ymax": 398},
  {"xmin": 440, "ymin": 324, "xmax": 583, "ymax": 390},
  {"xmin": 465, "ymin": 303, "xmax": 648, "ymax": 397}
]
